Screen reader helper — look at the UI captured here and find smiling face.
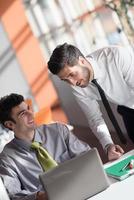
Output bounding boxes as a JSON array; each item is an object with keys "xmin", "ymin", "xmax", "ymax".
[
  {"xmin": 4, "ymin": 101, "xmax": 36, "ymax": 140},
  {"xmin": 58, "ymin": 56, "xmax": 94, "ymax": 88}
]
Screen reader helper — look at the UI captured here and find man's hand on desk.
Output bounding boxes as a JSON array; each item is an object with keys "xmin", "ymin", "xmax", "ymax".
[
  {"xmin": 36, "ymin": 191, "xmax": 48, "ymax": 200},
  {"xmin": 107, "ymin": 144, "xmax": 124, "ymax": 161}
]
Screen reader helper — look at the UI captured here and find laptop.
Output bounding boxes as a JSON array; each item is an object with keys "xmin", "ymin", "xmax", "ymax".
[{"xmin": 39, "ymin": 148, "xmax": 110, "ymax": 200}]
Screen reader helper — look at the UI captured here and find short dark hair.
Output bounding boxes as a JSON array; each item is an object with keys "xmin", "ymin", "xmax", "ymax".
[
  {"xmin": 0, "ymin": 93, "xmax": 24, "ymax": 126},
  {"xmin": 47, "ymin": 43, "xmax": 84, "ymax": 74}
]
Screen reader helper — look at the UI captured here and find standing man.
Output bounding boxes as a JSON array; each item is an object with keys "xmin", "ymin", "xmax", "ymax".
[
  {"xmin": 48, "ymin": 43, "xmax": 134, "ymax": 160},
  {"xmin": 0, "ymin": 93, "xmax": 90, "ymax": 200}
]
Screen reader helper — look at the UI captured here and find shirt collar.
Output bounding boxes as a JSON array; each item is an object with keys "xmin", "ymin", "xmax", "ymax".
[{"xmin": 12, "ymin": 129, "xmax": 43, "ymax": 151}]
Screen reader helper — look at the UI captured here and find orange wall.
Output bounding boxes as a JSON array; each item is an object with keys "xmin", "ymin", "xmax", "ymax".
[{"xmin": 0, "ymin": 0, "xmax": 58, "ymax": 109}]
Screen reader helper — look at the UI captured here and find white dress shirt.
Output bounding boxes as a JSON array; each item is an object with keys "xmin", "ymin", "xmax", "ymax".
[{"xmin": 72, "ymin": 45, "xmax": 134, "ymax": 148}]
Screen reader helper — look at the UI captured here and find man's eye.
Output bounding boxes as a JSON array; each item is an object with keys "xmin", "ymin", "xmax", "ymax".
[
  {"xmin": 19, "ymin": 111, "xmax": 27, "ymax": 118},
  {"xmin": 20, "ymin": 112, "xmax": 25, "ymax": 117},
  {"xmin": 69, "ymin": 73, "xmax": 74, "ymax": 77}
]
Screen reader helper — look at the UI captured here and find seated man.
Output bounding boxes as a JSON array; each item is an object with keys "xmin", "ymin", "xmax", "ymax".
[{"xmin": 0, "ymin": 93, "xmax": 90, "ymax": 200}]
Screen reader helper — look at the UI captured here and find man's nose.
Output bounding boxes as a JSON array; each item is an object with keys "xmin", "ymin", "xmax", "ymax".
[{"xmin": 28, "ymin": 109, "xmax": 34, "ymax": 116}]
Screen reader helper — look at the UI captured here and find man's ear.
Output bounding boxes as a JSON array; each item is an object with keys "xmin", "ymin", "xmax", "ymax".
[
  {"xmin": 78, "ymin": 56, "xmax": 85, "ymax": 65},
  {"xmin": 4, "ymin": 121, "xmax": 14, "ymax": 130}
]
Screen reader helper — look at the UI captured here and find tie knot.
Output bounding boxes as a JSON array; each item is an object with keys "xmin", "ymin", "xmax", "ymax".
[
  {"xmin": 31, "ymin": 141, "xmax": 40, "ymax": 149},
  {"xmin": 92, "ymin": 79, "xmax": 102, "ymax": 90},
  {"xmin": 91, "ymin": 79, "xmax": 97, "ymax": 85}
]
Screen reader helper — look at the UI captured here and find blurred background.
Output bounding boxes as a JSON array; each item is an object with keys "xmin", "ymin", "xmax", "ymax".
[{"xmin": 0, "ymin": 0, "xmax": 134, "ymax": 161}]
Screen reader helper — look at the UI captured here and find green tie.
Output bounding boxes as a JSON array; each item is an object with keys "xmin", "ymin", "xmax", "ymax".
[{"xmin": 31, "ymin": 141, "xmax": 58, "ymax": 172}]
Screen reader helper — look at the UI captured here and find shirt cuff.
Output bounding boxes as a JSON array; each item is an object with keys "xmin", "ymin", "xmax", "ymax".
[{"xmin": 99, "ymin": 136, "xmax": 113, "ymax": 150}]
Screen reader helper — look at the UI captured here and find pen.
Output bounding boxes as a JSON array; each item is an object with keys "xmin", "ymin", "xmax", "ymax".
[
  {"xmin": 120, "ymin": 159, "xmax": 134, "ymax": 171},
  {"xmin": 120, "ymin": 162, "xmax": 129, "ymax": 171}
]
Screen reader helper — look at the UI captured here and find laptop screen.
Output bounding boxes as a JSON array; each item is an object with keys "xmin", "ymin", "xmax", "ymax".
[{"xmin": 39, "ymin": 148, "xmax": 110, "ymax": 200}]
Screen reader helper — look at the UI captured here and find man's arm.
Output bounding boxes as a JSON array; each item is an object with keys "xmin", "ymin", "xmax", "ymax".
[
  {"xmin": 72, "ymin": 87, "xmax": 124, "ymax": 160},
  {"xmin": 58, "ymin": 123, "xmax": 90, "ymax": 157},
  {"xmin": 0, "ymin": 160, "xmax": 40, "ymax": 200},
  {"xmin": 72, "ymin": 87, "xmax": 113, "ymax": 148}
]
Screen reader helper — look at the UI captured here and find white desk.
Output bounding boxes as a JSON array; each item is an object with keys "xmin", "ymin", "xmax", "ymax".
[
  {"xmin": 90, "ymin": 175, "xmax": 134, "ymax": 200},
  {"xmin": 89, "ymin": 150, "xmax": 134, "ymax": 200}
]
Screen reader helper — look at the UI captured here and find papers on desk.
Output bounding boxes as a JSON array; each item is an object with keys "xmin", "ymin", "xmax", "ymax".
[{"xmin": 105, "ymin": 155, "xmax": 134, "ymax": 180}]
